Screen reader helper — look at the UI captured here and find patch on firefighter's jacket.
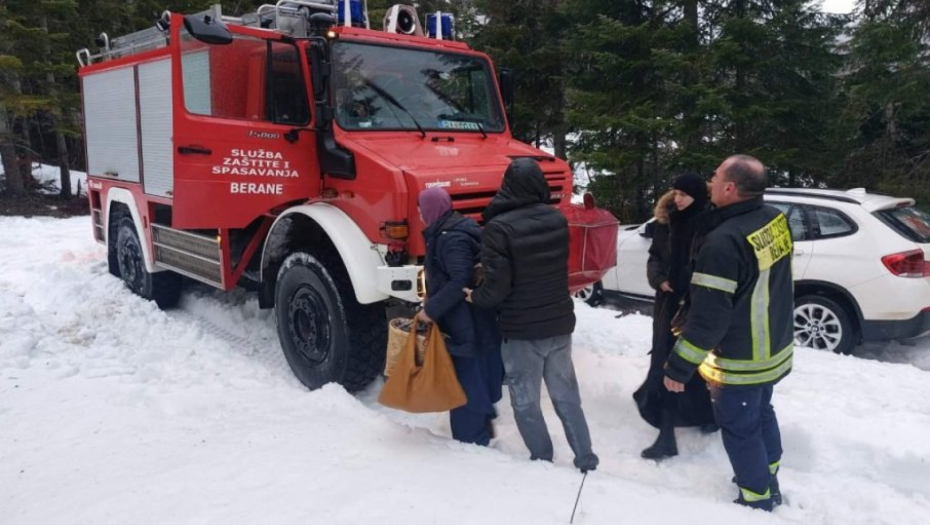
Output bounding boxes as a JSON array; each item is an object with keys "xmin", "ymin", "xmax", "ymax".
[{"xmin": 746, "ymin": 214, "xmax": 793, "ymax": 270}]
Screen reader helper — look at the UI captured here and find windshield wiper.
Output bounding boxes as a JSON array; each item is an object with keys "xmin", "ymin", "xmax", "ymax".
[
  {"xmin": 476, "ymin": 121, "xmax": 488, "ymax": 139},
  {"xmin": 437, "ymin": 113, "xmax": 488, "ymax": 139},
  {"xmin": 364, "ymin": 79, "xmax": 426, "ymax": 139}
]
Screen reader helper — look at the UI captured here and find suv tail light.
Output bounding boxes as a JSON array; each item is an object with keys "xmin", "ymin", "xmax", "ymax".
[{"xmin": 881, "ymin": 249, "xmax": 930, "ymax": 278}]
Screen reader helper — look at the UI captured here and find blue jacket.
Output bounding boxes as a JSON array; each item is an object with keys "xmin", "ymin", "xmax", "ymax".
[{"xmin": 423, "ymin": 212, "xmax": 501, "ymax": 357}]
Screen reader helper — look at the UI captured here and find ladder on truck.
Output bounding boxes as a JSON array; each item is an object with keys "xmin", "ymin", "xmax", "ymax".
[{"xmin": 76, "ymin": 1, "xmax": 371, "ymax": 66}]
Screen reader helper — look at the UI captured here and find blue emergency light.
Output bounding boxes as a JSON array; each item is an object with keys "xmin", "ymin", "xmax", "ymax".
[
  {"xmin": 426, "ymin": 12, "xmax": 454, "ymax": 40},
  {"xmin": 337, "ymin": 0, "xmax": 365, "ymax": 27}
]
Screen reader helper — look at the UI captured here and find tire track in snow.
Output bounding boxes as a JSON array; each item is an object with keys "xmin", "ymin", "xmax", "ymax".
[{"xmin": 167, "ymin": 287, "xmax": 296, "ymax": 386}]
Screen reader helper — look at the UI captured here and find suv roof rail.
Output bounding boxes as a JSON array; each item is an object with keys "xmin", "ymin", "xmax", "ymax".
[{"xmin": 765, "ymin": 188, "xmax": 861, "ymax": 204}]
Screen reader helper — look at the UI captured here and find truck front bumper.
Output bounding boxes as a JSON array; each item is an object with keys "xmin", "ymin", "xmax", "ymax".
[{"xmin": 376, "ymin": 265, "xmax": 424, "ymax": 304}]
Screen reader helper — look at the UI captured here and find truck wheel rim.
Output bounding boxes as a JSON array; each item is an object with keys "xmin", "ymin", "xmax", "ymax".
[
  {"xmin": 288, "ymin": 287, "xmax": 331, "ymax": 364},
  {"xmin": 794, "ymin": 303, "xmax": 842, "ymax": 352},
  {"xmin": 118, "ymin": 237, "xmax": 143, "ymax": 291}
]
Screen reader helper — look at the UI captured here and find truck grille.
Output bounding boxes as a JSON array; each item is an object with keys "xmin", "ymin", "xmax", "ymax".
[{"xmin": 449, "ymin": 176, "xmax": 567, "ymax": 224}]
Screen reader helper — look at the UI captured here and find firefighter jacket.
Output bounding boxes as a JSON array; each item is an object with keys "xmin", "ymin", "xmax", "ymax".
[{"xmin": 664, "ymin": 196, "xmax": 794, "ymax": 388}]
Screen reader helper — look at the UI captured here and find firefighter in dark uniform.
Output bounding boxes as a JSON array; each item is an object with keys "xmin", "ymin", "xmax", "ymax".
[{"xmin": 663, "ymin": 155, "xmax": 794, "ymax": 512}]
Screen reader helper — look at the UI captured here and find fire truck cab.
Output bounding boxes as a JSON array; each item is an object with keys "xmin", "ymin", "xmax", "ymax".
[{"xmin": 77, "ymin": 2, "xmax": 616, "ymax": 392}]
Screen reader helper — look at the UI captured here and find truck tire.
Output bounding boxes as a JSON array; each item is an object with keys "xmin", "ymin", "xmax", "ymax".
[
  {"xmin": 115, "ymin": 219, "xmax": 181, "ymax": 308},
  {"xmin": 794, "ymin": 295, "xmax": 856, "ymax": 355},
  {"xmin": 275, "ymin": 252, "xmax": 386, "ymax": 392}
]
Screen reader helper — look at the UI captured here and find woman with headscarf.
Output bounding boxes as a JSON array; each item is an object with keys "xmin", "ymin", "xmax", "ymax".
[
  {"xmin": 416, "ymin": 187, "xmax": 504, "ymax": 445},
  {"xmin": 634, "ymin": 173, "xmax": 716, "ymax": 460}
]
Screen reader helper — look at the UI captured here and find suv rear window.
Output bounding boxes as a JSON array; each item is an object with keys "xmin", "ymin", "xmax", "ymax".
[{"xmin": 877, "ymin": 206, "xmax": 930, "ymax": 243}]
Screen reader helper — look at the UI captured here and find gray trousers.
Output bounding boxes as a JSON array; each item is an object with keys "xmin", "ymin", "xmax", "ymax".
[{"xmin": 501, "ymin": 334, "xmax": 598, "ymax": 471}]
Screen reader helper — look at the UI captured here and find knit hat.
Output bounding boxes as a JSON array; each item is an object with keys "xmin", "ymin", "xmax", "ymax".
[
  {"xmin": 671, "ymin": 173, "xmax": 708, "ymax": 205},
  {"xmin": 418, "ymin": 187, "xmax": 453, "ymax": 227}
]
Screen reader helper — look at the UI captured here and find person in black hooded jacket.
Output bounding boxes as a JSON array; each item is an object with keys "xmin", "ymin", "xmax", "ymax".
[
  {"xmin": 417, "ymin": 187, "xmax": 503, "ymax": 446},
  {"xmin": 464, "ymin": 158, "xmax": 598, "ymax": 473},
  {"xmin": 633, "ymin": 173, "xmax": 717, "ymax": 460}
]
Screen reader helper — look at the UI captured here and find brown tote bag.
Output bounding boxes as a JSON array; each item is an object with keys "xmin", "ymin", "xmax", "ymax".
[{"xmin": 378, "ymin": 321, "xmax": 467, "ymax": 413}]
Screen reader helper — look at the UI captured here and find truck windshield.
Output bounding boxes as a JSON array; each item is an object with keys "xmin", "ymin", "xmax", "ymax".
[{"xmin": 331, "ymin": 41, "xmax": 505, "ymax": 133}]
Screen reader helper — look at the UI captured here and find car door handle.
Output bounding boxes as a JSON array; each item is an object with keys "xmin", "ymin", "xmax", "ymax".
[
  {"xmin": 794, "ymin": 250, "xmax": 805, "ymax": 256},
  {"xmin": 177, "ymin": 145, "xmax": 212, "ymax": 155}
]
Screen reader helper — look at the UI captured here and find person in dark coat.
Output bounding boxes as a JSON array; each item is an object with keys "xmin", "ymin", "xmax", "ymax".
[
  {"xmin": 633, "ymin": 173, "xmax": 716, "ymax": 460},
  {"xmin": 416, "ymin": 187, "xmax": 504, "ymax": 446},
  {"xmin": 646, "ymin": 190, "xmax": 675, "ymax": 362},
  {"xmin": 464, "ymin": 158, "xmax": 599, "ymax": 473}
]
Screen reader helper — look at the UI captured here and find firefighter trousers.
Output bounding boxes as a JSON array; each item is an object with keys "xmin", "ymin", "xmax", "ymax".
[{"xmin": 709, "ymin": 383, "xmax": 783, "ymax": 499}]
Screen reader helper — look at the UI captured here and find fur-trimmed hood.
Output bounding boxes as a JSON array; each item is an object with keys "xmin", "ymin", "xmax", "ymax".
[
  {"xmin": 654, "ymin": 190, "xmax": 676, "ymax": 224},
  {"xmin": 654, "ymin": 183, "xmax": 712, "ymax": 224}
]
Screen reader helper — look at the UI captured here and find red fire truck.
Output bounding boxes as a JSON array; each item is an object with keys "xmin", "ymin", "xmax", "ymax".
[{"xmin": 76, "ymin": 2, "xmax": 617, "ymax": 392}]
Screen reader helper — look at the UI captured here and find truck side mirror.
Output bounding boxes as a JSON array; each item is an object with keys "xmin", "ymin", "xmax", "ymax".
[
  {"xmin": 641, "ymin": 221, "xmax": 656, "ymax": 239},
  {"xmin": 309, "ymin": 40, "xmax": 331, "ymax": 104},
  {"xmin": 498, "ymin": 68, "xmax": 514, "ymax": 127},
  {"xmin": 307, "ymin": 38, "xmax": 355, "ymax": 180},
  {"xmin": 183, "ymin": 14, "xmax": 232, "ymax": 45}
]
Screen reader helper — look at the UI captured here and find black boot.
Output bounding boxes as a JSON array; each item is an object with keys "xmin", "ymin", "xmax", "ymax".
[
  {"xmin": 733, "ymin": 494, "xmax": 774, "ymax": 512},
  {"xmin": 641, "ymin": 410, "xmax": 678, "ymax": 460},
  {"xmin": 731, "ymin": 475, "xmax": 782, "ymax": 508},
  {"xmin": 770, "ymin": 474, "xmax": 782, "ymax": 507}
]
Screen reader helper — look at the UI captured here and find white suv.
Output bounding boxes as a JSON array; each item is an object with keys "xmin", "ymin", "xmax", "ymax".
[{"xmin": 579, "ymin": 188, "xmax": 930, "ymax": 354}]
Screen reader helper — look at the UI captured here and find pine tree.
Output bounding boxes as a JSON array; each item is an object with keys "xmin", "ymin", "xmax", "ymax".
[
  {"xmin": 2, "ymin": 0, "xmax": 80, "ymax": 197},
  {"xmin": 700, "ymin": 0, "xmax": 844, "ymax": 186},
  {"xmin": 472, "ymin": 1, "xmax": 571, "ymax": 157},
  {"xmin": 837, "ymin": 2, "xmax": 930, "ymax": 205},
  {"xmin": 562, "ymin": 0, "xmax": 687, "ymax": 221}
]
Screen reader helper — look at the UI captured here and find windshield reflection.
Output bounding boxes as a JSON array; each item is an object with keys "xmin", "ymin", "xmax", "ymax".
[{"xmin": 331, "ymin": 42, "xmax": 505, "ymax": 133}]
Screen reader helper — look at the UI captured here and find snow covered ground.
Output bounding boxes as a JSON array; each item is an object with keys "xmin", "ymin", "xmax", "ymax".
[
  {"xmin": 31, "ymin": 161, "xmax": 88, "ymax": 196},
  {"xmin": 0, "ymin": 152, "xmax": 88, "ymax": 196},
  {"xmin": 2, "ymin": 216, "xmax": 929, "ymax": 525}
]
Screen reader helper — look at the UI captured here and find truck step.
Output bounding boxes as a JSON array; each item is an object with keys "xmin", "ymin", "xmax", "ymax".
[
  {"xmin": 151, "ymin": 225, "xmax": 223, "ymax": 288},
  {"xmin": 92, "ymin": 208, "xmax": 104, "ymax": 242}
]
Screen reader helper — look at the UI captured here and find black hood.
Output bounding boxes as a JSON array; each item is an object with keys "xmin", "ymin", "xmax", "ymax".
[{"xmin": 482, "ymin": 158, "xmax": 551, "ymax": 222}]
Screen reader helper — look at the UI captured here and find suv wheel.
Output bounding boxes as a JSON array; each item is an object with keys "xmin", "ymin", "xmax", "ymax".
[
  {"xmin": 574, "ymin": 282, "xmax": 604, "ymax": 307},
  {"xmin": 794, "ymin": 295, "xmax": 856, "ymax": 355}
]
